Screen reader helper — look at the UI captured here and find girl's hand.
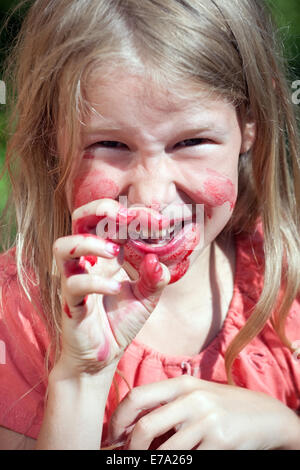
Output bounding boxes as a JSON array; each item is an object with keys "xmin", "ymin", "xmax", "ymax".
[
  {"xmin": 53, "ymin": 198, "xmax": 170, "ymax": 376},
  {"xmin": 108, "ymin": 376, "xmax": 300, "ymax": 450}
]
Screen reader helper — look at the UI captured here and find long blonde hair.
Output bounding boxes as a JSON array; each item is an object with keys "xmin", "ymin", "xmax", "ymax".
[{"xmin": 1, "ymin": 0, "xmax": 300, "ymax": 386}]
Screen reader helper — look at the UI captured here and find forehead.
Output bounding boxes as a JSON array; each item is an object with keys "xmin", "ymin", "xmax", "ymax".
[{"xmin": 83, "ymin": 67, "xmax": 232, "ymax": 123}]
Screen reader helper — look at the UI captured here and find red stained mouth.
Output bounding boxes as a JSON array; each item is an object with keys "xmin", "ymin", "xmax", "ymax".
[
  {"xmin": 126, "ymin": 215, "xmax": 197, "ymax": 255},
  {"xmin": 73, "ymin": 210, "xmax": 198, "ymax": 254}
]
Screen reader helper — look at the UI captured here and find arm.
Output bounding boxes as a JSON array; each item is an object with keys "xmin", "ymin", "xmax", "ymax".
[
  {"xmin": 35, "ymin": 358, "xmax": 118, "ymax": 450},
  {"xmin": 34, "ymin": 199, "xmax": 169, "ymax": 450}
]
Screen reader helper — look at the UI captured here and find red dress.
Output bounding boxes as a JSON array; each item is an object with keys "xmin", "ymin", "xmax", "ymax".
[{"xmin": 0, "ymin": 222, "xmax": 299, "ymax": 448}]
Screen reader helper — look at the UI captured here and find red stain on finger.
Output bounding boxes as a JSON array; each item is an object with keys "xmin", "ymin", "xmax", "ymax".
[
  {"xmin": 137, "ymin": 254, "xmax": 163, "ymax": 297},
  {"xmin": 64, "ymin": 257, "xmax": 87, "ymax": 278},
  {"xmin": 72, "ymin": 214, "xmax": 105, "ymax": 235},
  {"xmin": 70, "ymin": 245, "xmax": 79, "ymax": 255},
  {"xmin": 83, "ymin": 255, "xmax": 98, "ymax": 266}
]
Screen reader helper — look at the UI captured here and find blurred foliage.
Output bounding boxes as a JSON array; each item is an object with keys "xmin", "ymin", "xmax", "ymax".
[{"xmin": 270, "ymin": 0, "xmax": 300, "ymax": 79}]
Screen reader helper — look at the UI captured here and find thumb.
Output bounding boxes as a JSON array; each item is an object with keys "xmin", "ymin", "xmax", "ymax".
[{"xmin": 132, "ymin": 254, "xmax": 170, "ymax": 310}]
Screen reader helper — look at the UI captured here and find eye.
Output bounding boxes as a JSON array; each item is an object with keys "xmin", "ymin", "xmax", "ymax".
[
  {"xmin": 90, "ymin": 141, "xmax": 128, "ymax": 150},
  {"xmin": 175, "ymin": 138, "xmax": 211, "ymax": 148}
]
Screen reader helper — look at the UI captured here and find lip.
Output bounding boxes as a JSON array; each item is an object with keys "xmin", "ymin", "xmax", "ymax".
[{"xmin": 127, "ymin": 217, "xmax": 195, "ymax": 256}]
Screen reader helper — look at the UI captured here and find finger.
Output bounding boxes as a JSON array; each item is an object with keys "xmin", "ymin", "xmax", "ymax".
[
  {"xmin": 109, "ymin": 376, "xmax": 197, "ymax": 443},
  {"xmin": 72, "ymin": 198, "xmax": 120, "ymax": 225},
  {"xmin": 127, "ymin": 399, "xmax": 192, "ymax": 450},
  {"xmin": 53, "ymin": 234, "xmax": 120, "ymax": 275},
  {"xmin": 132, "ymin": 254, "xmax": 170, "ymax": 309},
  {"xmin": 72, "ymin": 199, "xmax": 137, "ymax": 235},
  {"xmin": 157, "ymin": 422, "xmax": 204, "ymax": 451},
  {"xmin": 128, "ymin": 206, "xmax": 170, "ymax": 232},
  {"xmin": 62, "ymin": 273, "xmax": 122, "ymax": 309}
]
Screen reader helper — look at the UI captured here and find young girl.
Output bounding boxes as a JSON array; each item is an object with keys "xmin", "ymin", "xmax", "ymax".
[{"xmin": 0, "ymin": 0, "xmax": 300, "ymax": 450}]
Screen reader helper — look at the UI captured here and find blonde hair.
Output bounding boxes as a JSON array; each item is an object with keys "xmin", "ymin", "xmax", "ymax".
[{"xmin": 1, "ymin": 0, "xmax": 300, "ymax": 392}]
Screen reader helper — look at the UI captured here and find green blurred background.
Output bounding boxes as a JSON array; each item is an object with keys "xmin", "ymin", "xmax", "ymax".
[{"xmin": 0, "ymin": 0, "xmax": 300, "ymax": 222}]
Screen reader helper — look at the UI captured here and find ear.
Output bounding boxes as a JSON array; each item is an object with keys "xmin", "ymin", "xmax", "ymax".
[{"xmin": 240, "ymin": 119, "xmax": 256, "ymax": 154}]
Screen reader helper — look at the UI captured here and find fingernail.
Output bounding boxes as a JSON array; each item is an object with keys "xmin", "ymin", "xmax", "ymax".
[
  {"xmin": 105, "ymin": 242, "xmax": 120, "ymax": 257},
  {"xmin": 154, "ymin": 261, "xmax": 161, "ymax": 273}
]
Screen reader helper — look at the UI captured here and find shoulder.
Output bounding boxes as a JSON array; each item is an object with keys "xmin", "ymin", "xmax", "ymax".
[
  {"xmin": 0, "ymin": 247, "xmax": 18, "ymax": 281},
  {"xmin": 0, "ymin": 246, "xmax": 50, "ymax": 373},
  {"xmin": 0, "ymin": 248, "xmax": 49, "ymax": 440},
  {"xmin": 0, "ymin": 246, "xmax": 50, "ymax": 355},
  {"xmin": 0, "ymin": 246, "xmax": 49, "ymax": 346},
  {"xmin": 0, "ymin": 247, "xmax": 20, "ymax": 323},
  {"xmin": 0, "ymin": 247, "xmax": 33, "ymax": 324}
]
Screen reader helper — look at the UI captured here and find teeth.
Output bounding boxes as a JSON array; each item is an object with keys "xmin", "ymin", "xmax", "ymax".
[
  {"xmin": 129, "ymin": 221, "xmax": 186, "ymax": 241},
  {"xmin": 160, "ymin": 229, "xmax": 168, "ymax": 238},
  {"xmin": 130, "ymin": 227, "xmax": 170, "ymax": 240}
]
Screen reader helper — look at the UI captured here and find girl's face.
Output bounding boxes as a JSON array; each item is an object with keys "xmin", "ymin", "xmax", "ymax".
[{"xmin": 64, "ymin": 70, "xmax": 255, "ymax": 283}]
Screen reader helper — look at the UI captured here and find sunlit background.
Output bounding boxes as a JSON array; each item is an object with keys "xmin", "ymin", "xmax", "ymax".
[{"xmin": 0, "ymin": 0, "xmax": 300, "ymax": 229}]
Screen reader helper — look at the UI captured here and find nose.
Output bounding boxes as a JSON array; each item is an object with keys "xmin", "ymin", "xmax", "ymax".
[{"xmin": 127, "ymin": 155, "xmax": 176, "ymax": 211}]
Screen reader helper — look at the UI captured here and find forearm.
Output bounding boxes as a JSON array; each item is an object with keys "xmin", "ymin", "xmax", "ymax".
[{"xmin": 35, "ymin": 358, "xmax": 118, "ymax": 450}]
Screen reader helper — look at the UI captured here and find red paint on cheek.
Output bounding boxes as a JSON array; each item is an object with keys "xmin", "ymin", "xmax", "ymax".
[
  {"xmin": 198, "ymin": 169, "xmax": 237, "ymax": 213},
  {"xmin": 203, "ymin": 179, "xmax": 236, "ymax": 209},
  {"xmin": 72, "ymin": 170, "xmax": 120, "ymax": 209}
]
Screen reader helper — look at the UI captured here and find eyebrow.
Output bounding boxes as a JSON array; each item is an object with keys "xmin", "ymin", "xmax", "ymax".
[{"xmin": 81, "ymin": 123, "xmax": 227, "ymax": 137}]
